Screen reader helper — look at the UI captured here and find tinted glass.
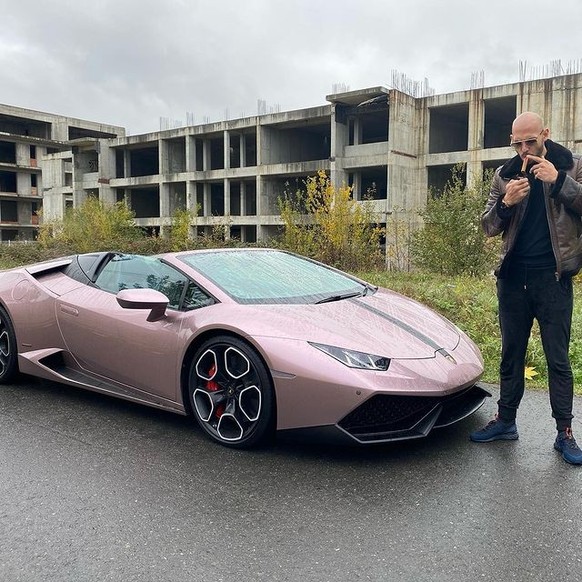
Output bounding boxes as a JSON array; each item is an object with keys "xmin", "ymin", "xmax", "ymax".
[{"xmin": 95, "ymin": 255, "xmax": 192, "ymax": 309}]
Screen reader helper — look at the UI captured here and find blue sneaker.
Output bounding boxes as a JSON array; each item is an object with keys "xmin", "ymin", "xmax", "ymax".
[
  {"xmin": 554, "ymin": 428, "xmax": 582, "ymax": 465},
  {"xmin": 470, "ymin": 416, "xmax": 519, "ymax": 442}
]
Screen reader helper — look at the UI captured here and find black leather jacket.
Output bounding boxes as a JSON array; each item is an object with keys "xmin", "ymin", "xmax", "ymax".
[{"xmin": 482, "ymin": 140, "xmax": 582, "ymax": 278}]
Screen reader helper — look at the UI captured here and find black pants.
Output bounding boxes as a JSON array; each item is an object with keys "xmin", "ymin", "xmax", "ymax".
[{"xmin": 497, "ymin": 267, "xmax": 574, "ymax": 431}]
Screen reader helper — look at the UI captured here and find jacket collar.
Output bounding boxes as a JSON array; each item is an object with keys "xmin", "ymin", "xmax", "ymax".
[{"xmin": 499, "ymin": 139, "xmax": 574, "ymax": 179}]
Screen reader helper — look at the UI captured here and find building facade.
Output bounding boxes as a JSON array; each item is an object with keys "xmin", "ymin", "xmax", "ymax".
[
  {"xmin": 2, "ymin": 73, "xmax": 581, "ymax": 243},
  {"xmin": 0, "ymin": 105, "xmax": 124, "ymax": 241}
]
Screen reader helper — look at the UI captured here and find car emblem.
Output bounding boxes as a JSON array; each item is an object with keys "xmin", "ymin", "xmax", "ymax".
[{"xmin": 437, "ymin": 348, "xmax": 457, "ymax": 365}]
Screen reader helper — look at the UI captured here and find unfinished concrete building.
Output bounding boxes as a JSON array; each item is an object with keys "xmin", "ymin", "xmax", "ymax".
[
  {"xmin": 0, "ymin": 105, "xmax": 124, "ymax": 242},
  {"xmin": 3, "ymin": 72, "xmax": 582, "ymax": 245}
]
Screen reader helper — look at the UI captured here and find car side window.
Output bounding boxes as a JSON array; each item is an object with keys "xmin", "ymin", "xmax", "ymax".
[
  {"xmin": 183, "ymin": 282, "xmax": 215, "ymax": 310},
  {"xmin": 94, "ymin": 255, "xmax": 197, "ymax": 310}
]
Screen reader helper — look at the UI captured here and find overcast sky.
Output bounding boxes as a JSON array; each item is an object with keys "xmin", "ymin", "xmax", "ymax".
[{"xmin": 1, "ymin": 0, "xmax": 581, "ymax": 135}]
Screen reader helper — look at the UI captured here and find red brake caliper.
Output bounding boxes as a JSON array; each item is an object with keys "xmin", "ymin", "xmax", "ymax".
[{"xmin": 206, "ymin": 364, "xmax": 225, "ymax": 418}]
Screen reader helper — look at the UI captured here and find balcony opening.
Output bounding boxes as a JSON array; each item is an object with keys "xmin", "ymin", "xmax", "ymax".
[
  {"xmin": 210, "ymin": 183, "xmax": 225, "ymax": 215},
  {"xmin": 428, "ymin": 164, "xmax": 466, "ymax": 196},
  {"xmin": 262, "ymin": 119, "xmax": 330, "ymax": 164},
  {"xmin": 0, "ymin": 141, "xmax": 16, "ymax": 164},
  {"xmin": 1, "ymin": 200, "xmax": 18, "ymax": 222},
  {"xmin": 429, "ymin": 103, "xmax": 469, "ymax": 153},
  {"xmin": 130, "ymin": 187, "xmax": 160, "ymax": 218},
  {"xmin": 0, "ymin": 171, "xmax": 17, "ymax": 193},
  {"xmin": 129, "ymin": 145, "xmax": 160, "ymax": 177},
  {"xmin": 484, "ymin": 96, "xmax": 517, "ymax": 149}
]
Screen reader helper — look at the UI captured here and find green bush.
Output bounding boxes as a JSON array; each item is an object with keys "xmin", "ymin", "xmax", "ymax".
[
  {"xmin": 411, "ymin": 165, "xmax": 500, "ymax": 276},
  {"xmin": 278, "ymin": 171, "xmax": 384, "ymax": 271},
  {"xmin": 38, "ymin": 197, "xmax": 143, "ymax": 254}
]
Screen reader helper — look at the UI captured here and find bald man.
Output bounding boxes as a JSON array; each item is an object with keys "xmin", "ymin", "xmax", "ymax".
[{"xmin": 471, "ymin": 112, "xmax": 582, "ymax": 465}]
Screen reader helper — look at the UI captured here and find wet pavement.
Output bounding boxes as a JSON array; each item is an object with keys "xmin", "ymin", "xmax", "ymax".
[{"xmin": 1, "ymin": 378, "xmax": 581, "ymax": 582}]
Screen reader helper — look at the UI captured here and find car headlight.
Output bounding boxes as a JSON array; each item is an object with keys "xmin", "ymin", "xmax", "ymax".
[{"xmin": 309, "ymin": 342, "xmax": 390, "ymax": 371}]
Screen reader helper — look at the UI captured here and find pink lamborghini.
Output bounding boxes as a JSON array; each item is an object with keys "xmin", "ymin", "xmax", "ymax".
[{"xmin": 0, "ymin": 248, "xmax": 489, "ymax": 448}]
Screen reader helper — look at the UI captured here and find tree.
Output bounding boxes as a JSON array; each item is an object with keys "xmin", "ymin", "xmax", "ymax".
[
  {"xmin": 411, "ymin": 165, "xmax": 500, "ymax": 276},
  {"xmin": 278, "ymin": 171, "xmax": 384, "ymax": 271}
]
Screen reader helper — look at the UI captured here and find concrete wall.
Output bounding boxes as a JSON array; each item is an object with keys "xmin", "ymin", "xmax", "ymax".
[{"xmin": 5, "ymin": 73, "xmax": 582, "ymax": 243}]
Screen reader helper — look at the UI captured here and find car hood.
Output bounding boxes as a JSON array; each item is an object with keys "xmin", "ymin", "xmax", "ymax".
[{"xmin": 225, "ymin": 288, "xmax": 462, "ymax": 360}]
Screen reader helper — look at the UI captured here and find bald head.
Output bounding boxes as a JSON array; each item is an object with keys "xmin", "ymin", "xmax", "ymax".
[
  {"xmin": 510, "ymin": 112, "xmax": 549, "ymax": 157},
  {"xmin": 513, "ymin": 112, "xmax": 545, "ymax": 134}
]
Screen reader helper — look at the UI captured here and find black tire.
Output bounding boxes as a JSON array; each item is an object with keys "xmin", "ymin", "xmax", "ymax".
[
  {"xmin": 189, "ymin": 335, "xmax": 275, "ymax": 448},
  {"xmin": 0, "ymin": 306, "xmax": 19, "ymax": 384}
]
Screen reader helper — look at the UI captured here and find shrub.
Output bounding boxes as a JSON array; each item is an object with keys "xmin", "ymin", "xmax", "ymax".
[
  {"xmin": 168, "ymin": 208, "xmax": 196, "ymax": 251},
  {"xmin": 38, "ymin": 197, "xmax": 142, "ymax": 254},
  {"xmin": 278, "ymin": 171, "xmax": 385, "ymax": 271},
  {"xmin": 411, "ymin": 165, "xmax": 500, "ymax": 276}
]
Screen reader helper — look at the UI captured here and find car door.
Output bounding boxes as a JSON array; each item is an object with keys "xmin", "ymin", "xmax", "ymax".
[{"xmin": 56, "ymin": 255, "xmax": 191, "ymax": 403}]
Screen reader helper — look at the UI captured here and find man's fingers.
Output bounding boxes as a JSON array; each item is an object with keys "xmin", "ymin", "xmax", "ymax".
[{"xmin": 526, "ymin": 154, "xmax": 544, "ymax": 163}]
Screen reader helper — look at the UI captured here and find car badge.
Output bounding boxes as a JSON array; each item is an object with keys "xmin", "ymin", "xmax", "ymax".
[{"xmin": 438, "ymin": 348, "xmax": 457, "ymax": 365}]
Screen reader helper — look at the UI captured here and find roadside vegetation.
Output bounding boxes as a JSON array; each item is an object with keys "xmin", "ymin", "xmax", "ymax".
[{"xmin": 2, "ymin": 171, "xmax": 580, "ymax": 394}]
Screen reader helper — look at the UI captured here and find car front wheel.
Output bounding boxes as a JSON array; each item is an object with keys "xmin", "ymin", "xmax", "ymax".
[
  {"xmin": 189, "ymin": 335, "xmax": 275, "ymax": 448},
  {"xmin": 0, "ymin": 307, "xmax": 19, "ymax": 384}
]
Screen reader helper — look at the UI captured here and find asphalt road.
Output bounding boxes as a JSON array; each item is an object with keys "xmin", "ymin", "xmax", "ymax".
[{"xmin": 1, "ymin": 378, "xmax": 582, "ymax": 582}]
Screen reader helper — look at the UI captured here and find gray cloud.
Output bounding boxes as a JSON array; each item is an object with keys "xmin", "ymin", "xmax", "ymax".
[{"xmin": 1, "ymin": 0, "xmax": 581, "ymax": 134}]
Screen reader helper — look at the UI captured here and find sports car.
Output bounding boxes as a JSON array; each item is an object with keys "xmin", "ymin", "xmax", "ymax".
[{"xmin": 0, "ymin": 248, "xmax": 489, "ymax": 448}]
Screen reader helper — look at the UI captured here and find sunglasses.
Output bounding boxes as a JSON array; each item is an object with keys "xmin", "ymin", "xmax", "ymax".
[{"xmin": 510, "ymin": 130, "xmax": 543, "ymax": 150}]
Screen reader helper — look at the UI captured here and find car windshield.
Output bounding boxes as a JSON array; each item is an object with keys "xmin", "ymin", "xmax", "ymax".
[{"xmin": 179, "ymin": 250, "xmax": 366, "ymax": 304}]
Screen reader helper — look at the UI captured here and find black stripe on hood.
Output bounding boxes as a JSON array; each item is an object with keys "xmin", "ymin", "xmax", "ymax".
[{"xmin": 351, "ymin": 298, "xmax": 444, "ymax": 352}]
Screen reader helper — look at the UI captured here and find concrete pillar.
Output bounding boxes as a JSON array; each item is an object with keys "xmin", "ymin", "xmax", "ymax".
[
  {"xmin": 467, "ymin": 90, "xmax": 485, "ymax": 190},
  {"xmin": 15, "ymin": 143, "xmax": 29, "ymax": 166},
  {"xmin": 186, "ymin": 136, "xmax": 196, "ymax": 173},
  {"xmin": 353, "ymin": 118, "xmax": 362, "ymax": 145},
  {"xmin": 17, "ymin": 200, "xmax": 31, "ymax": 224},
  {"xmin": 98, "ymin": 141, "xmax": 116, "ymax": 206},
  {"xmin": 352, "ymin": 172, "xmax": 362, "ymax": 201},
  {"xmin": 202, "ymin": 140, "xmax": 211, "ymax": 171},
  {"xmin": 240, "ymin": 134, "xmax": 246, "ymax": 167},
  {"xmin": 224, "ymin": 178, "xmax": 231, "ymax": 217},
  {"xmin": 185, "ymin": 180, "xmax": 196, "ymax": 238},
  {"xmin": 240, "ymin": 182, "xmax": 247, "ymax": 216},
  {"xmin": 159, "ymin": 139, "xmax": 169, "ymax": 175},
  {"xmin": 186, "ymin": 180, "xmax": 196, "ymax": 212},
  {"xmin": 256, "ymin": 176, "xmax": 265, "ymax": 241},
  {"xmin": 203, "ymin": 183, "xmax": 211, "ymax": 216},
  {"xmin": 224, "ymin": 131, "xmax": 231, "ymax": 170},
  {"xmin": 330, "ymin": 103, "xmax": 349, "ymax": 191},
  {"xmin": 468, "ymin": 89, "xmax": 484, "ymax": 151},
  {"xmin": 466, "ymin": 161, "xmax": 483, "ymax": 190},
  {"xmin": 124, "ymin": 150, "xmax": 130, "ymax": 178},
  {"xmin": 16, "ymin": 173, "xmax": 31, "ymax": 197},
  {"xmin": 159, "ymin": 182, "xmax": 170, "ymax": 236}
]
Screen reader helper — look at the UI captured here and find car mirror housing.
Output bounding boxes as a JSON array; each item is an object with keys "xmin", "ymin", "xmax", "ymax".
[{"xmin": 116, "ymin": 288, "xmax": 169, "ymax": 322}]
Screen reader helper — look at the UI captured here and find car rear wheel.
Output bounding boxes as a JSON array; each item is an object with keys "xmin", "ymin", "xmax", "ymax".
[
  {"xmin": 189, "ymin": 335, "xmax": 275, "ymax": 448},
  {"xmin": 0, "ymin": 307, "xmax": 18, "ymax": 383}
]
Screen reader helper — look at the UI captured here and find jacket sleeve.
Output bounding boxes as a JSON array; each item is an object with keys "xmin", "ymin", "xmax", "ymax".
[
  {"xmin": 551, "ymin": 156, "xmax": 582, "ymax": 215},
  {"xmin": 481, "ymin": 170, "xmax": 512, "ymax": 237}
]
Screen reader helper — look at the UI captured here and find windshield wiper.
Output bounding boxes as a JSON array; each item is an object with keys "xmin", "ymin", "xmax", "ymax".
[{"xmin": 315, "ymin": 290, "xmax": 364, "ymax": 304}]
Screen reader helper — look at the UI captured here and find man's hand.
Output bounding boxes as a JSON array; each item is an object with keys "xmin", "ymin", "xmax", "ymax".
[
  {"xmin": 504, "ymin": 176, "xmax": 530, "ymax": 207},
  {"xmin": 528, "ymin": 155, "xmax": 558, "ymax": 184}
]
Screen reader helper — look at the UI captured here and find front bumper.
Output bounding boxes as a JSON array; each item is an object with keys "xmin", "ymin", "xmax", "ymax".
[{"xmin": 278, "ymin": 383, "xmax": 491, "ymax": 445}]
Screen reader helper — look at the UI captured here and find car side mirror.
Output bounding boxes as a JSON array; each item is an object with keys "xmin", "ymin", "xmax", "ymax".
[{"xmin": 116, "ymin": 288, "xmax": 169, "ymax": 322}]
